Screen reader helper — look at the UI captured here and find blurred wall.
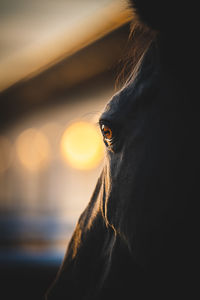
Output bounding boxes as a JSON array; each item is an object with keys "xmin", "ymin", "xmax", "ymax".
[{"xmin": 0, "ymin": 1, "xmax": 132, "ymax": 299}]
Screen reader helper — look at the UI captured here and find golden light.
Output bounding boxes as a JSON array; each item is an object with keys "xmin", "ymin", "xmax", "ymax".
[
  {"xmin": 0, "ymin": 135, "xmax": 13, "ymax": 173},
  {"xmin": 61, "ymin": 121, "xmax": 104, "ymax": 170},
  {"xmin": 16, "ymin": 128, "xmax": 51, "ymax": 172}
]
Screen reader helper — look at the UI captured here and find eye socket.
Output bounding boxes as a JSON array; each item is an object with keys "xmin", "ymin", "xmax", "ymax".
[
  {"xmin": 101, "ymin": 125, "xmax": 113, "ymax": 140},
  {"xmin": 99, "ymin": 120, "xmax": 120, "ymax": 150}
]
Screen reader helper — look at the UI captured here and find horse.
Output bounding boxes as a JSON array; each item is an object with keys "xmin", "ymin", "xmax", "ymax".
[{"xmin": 46, "ymin": 1, "xmax": 200, "ymax": 299}]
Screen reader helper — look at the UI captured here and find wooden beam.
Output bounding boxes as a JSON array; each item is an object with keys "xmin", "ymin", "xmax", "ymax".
[{"xmin": 0, "ymin": 0, "xmax": 133, "ymax": 92}]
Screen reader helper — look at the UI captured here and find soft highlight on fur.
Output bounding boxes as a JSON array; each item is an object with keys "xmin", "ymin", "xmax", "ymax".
[{"xmin": 116, "ymin": 22, "xmax": 156, "ymax": 89}]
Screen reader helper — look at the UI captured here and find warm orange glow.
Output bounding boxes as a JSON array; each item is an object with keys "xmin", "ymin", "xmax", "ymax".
[
  {"xmin": 16, "ymin": 128, "xmax": 51, "ymax": 172},
  {"xmin": 0, "ymin": 135, "xmax": 13, "ymax": 173},
  {"xmin": 61, "ymin": 121, "xmax": 104, "ymax": 170},
  {"xmin": 102, "ymin": 125, "xmax": 113, "ymax": 140}
]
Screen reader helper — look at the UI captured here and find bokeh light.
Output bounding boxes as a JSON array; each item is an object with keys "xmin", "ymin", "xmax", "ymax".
[
  {"xmin": 61, "ymin": 121, "xmax": 104, "ymax": 170},
  {"xmin": 16, "ymin": 128, "xmax": 51, "ymax": 172},
  {"xmin": 0, "ymin": 135, "xmax": 13, "ymax": 173}
]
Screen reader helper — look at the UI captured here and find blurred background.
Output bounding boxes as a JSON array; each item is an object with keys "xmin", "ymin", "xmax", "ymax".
[{"xmin": 0, "ymin": 0, "xmax": 133, "ymax": 299}]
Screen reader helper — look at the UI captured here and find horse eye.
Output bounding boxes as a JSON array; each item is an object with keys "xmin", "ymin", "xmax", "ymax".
[{"xmin": 101, "ymin": 125, "xmax": 113, "ymax": 140}]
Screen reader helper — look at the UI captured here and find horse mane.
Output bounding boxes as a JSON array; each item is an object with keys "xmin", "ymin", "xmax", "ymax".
[
  {"xmin": 126, "ymin": 0, "xmax": 199, "ymax": 82},
  {"xmin": 116, "ymin": 18, "xmax": 157, "ymax": 89},
  {"xmin": 129, "ymin": 0, "xmax": 196, "ymax": 33}
]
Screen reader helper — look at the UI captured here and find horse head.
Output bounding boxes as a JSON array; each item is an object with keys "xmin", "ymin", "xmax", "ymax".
[{"xmin": 46, "ymin": 1, "xmax": 200, "ymax": 299}]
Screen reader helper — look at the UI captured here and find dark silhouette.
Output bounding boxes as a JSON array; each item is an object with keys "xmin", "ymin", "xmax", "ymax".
[{"xmin": 46, "ymin": 1, "xmax": 200, "ymax": 299}]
